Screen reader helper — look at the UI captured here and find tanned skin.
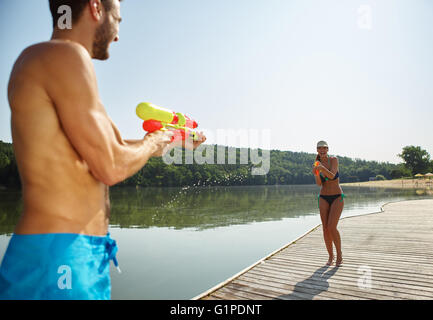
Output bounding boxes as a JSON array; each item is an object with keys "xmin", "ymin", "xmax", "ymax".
[
  {"xmin": 312, "ymin": 146, "xmax": 344, "ymax": 266},
  {"xmin": 8, "ymin": 0, "xmax": 205, "ymax": 236}
]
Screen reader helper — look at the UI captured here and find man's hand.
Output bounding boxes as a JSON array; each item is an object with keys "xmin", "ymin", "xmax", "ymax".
[
  {"xmin": 173, "ymin": 131, "xmax": 207, "ymax": 150},
  {"xmin": 144, "ymin": 130, "xmax": 175, "ymax": 157},
  {"xmin": 190, "ymin": 131, "xmax": 207, "ymax": 150},
  {"xmin": 145, "ymin": 130, "xmax": 207, "ymax": 158}
]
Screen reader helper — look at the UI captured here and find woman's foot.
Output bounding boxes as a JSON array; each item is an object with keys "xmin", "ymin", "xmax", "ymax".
[
  {"xmin": 326, "ymin": 256, "xmax": 334, "ymax": 266},
  {"xmin": 336, "ymin": 255, "xmax": 343, "ymax": 267}
]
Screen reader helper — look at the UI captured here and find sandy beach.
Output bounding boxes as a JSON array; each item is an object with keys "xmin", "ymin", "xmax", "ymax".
[{"xmin": 341, "ymin": 178, "xmax": 433, "ymax": 191}]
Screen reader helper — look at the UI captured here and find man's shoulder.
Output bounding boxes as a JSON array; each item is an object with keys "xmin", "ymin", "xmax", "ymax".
[
  {"xmin": 9, "ymin": 40, "xmax": 97, "ymax": 106},
  {"xmin": 25, "ymin": 40, "xmax": 88, "ymax": 57},
  {"xmin": 18, "ymin": 40, "xmax": 91, "ymax": 73}
]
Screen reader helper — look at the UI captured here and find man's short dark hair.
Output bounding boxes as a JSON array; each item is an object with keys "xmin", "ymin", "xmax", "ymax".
[{"xmin": 48, "ymin": 0, "xmax": 120, "ymax": 28}]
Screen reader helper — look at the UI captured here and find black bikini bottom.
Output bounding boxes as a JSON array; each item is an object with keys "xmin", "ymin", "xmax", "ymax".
[{"xmin": 319, "ymin": 194, "xmax": 343, "ymax": 206}]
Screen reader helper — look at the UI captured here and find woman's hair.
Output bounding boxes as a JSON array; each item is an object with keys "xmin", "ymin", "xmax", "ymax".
[{"xmin": 315, "ymin": 154, "xmax": 320, "ymax": 161}]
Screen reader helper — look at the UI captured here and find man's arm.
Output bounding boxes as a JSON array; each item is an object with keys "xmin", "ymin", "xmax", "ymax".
[{"xmin": 45, "ymin": 42, "xmax": 172, "ymax": 186}]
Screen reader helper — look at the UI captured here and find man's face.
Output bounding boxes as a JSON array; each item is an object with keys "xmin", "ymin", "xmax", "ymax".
[{"xmin": 92, "ymin": 0, "xmax": 122, "ymax": 60}]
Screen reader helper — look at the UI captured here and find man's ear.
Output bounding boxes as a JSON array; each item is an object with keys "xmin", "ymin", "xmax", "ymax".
[{"xmin": 89, "ymin": 0, "xmax": 103, "ymax": 22}]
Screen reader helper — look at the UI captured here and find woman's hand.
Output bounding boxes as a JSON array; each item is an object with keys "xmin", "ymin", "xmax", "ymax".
[
  {"xmin": 312, "ymin": 161, "xmax": 325, "ymax": 175},
  {"xmin": 317, "ymin": 163, "xmax": 325, "ymax": 171},
  {"xmin": 312, "ymin": 162, "xmax": 321, "ymax": 175},
  {"xmin": 312, "ymin": 163, "xmax": 317, "ymax": 175}
]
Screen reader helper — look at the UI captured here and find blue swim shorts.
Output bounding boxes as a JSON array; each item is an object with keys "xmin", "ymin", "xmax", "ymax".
[{"xmin": 0, "ymin": 232, "xmax": 120, "ymax": 300}]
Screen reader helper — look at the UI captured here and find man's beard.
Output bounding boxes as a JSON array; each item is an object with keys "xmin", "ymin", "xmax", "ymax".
[{"xmin": 92, "ymin": 18, "xmax": 113, "ymax": 60}]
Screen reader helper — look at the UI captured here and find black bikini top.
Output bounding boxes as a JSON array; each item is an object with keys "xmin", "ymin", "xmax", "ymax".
[
  {"xmin": 319, "ymin": 157, "xmax": 339, "ymax": 183},
  {"xmin": 320, "ymin": 171, "xmax": 339, "ymax": 183}
]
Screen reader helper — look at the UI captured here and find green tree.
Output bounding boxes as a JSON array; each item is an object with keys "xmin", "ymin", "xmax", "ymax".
[
  {"xmin": 398, "ymin": 146, "xmax": 431, "ymax": 175},
  {"xmin": 390, "ymin": 164, "xmax": 411, "ymax": 179},
  {"xmin": 0, "ymin": 153, "xmax": 10, "ymax": 169},
  {"xmin": 0, "ymin": 140, "xmax": 403, "ymax": 189}
]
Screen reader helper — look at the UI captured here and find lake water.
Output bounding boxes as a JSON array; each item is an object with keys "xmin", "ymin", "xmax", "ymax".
[{"xmin": 0, "ymin": 184, "xmax": 432, "ymax": 299}]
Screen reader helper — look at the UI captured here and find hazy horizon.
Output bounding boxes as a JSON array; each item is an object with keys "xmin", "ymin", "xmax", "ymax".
[{"xmin": 1, "ymin": 0, "xmax": 432, "ymax": 164}]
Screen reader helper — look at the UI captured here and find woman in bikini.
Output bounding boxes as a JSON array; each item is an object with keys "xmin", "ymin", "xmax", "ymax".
[{"xmin": 312, "ymin": 141, "xmax": 344, "ymax": 267}]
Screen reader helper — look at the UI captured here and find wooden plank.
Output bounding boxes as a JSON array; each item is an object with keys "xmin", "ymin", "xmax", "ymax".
[
  {"xmin": 282, "ymin": 244, "xmax": 433, "ymax": 257},
  {"xmin": 257, "ymin": 258, "xmax": 433, "ymax": 285},
  {"xmin": 254, "ymin": 262, "xmax": 433, "ymax": 296},
  {"xmin": 249, "ymin": 264, "xmax": 433, "ymax": 299},
  {"xmin": 270, "ymin": 255, "xmax": 433, "ymax": 279},
  {"xmin": 231, "ymin": 278, "xmax": 343, "ymax": 300},
  {"xmin": 209, "ymin": 289, "xmax": 257, "ymax": 300},
  {"xmin": 255, "ymin": 262, "xmax": 433, "ymax": 289},
  {"xmin": 282, "ymin": 248, "xmax": 433, "ymax": 258},
  {"xmin": 274, "ymin": 256, "xmax": 433, "ymax": 277},
  {"xmin": 191, "ymin": 223, "xmax": 322, "ymax": 300},
  {"xmin": 229, "ymin": 278, "xmax": 339, "ymax": 300},
  {"xmin": 292, "ymin": 242, "xmax": 433, "ymax": 252},
  {"xmin": 274, "ymin": 251, "xmax": 433, "ymax": 269},
  {"xmin": 277, "ymin": 248, "xmax": 433, "ymax": 266},
  {"xmin": 201, "ymin": 295, "xmax": 224, "ymax": 300},
  {"xmin": 236, "ymin": 272, "xmax": 353, "ymax": 300},
  {"xmin": 277, "ymin": 250, "xmax": 433, "ymax": 267},
  {"xmin": 195, "ymin": 199, "xmax": 433, "ymax": 300},
  {"xmin": 214, "ymin": 286, "xmax": 273, "ymax": 300},
  {"xmin": 223, "ymin": 281, "xmax": 303, "ymax": 300},
  {"xmin": 302, "ymin": 235, "xmax": 433, "ymax": 242},
  {"xmin": 240, "ymin": 271, "xmax": 403, "ymax": 300}
]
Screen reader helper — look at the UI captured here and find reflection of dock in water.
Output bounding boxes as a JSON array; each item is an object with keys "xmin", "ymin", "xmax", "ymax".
[{"xmin": 193, "ymin": 199, "xmax": 433, "ymax": 300}]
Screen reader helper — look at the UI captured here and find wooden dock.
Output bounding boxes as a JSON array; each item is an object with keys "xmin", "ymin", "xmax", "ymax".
[{"xmin": 194, "ymin": 199, "xmax": 433, "ymax": 300}]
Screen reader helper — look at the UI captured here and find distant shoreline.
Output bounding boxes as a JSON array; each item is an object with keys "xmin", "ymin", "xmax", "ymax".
[
  {"xmin": 2, "ymin": 179, "xmax": 432, "ymax": 192},
  {"xmin": 341, "ymin": 178, "xmax": 433, "ymax": 191}
]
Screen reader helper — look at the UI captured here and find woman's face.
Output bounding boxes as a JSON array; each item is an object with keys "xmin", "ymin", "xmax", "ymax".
[{"xmin": 317, "ymin": 146, "xmax": 328, "ymax": 157}]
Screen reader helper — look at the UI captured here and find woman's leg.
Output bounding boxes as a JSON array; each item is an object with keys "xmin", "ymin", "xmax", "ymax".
[
  {"xmin": 328, "ymin": 197, "xmax": 344, "ymax": 266},
  {"xmin": 319, "ymin": 197, "xmax": 333, "ymax": 265}
]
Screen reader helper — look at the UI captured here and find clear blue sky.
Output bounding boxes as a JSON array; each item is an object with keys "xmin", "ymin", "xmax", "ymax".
[{"xmin": 1, "ymin": 0, "xmax": 432, "ymax": 163}]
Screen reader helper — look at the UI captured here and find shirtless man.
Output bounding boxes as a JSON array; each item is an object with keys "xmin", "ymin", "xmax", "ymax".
[{"xmin": 0, "ymin": 0, "xmax": 205, "ymax": 299}]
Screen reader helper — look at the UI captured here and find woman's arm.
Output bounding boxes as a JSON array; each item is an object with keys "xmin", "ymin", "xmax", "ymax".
[
  {"xmin": 318, "ymin": 157, "xmax": 339, "ymax": 179},
  {"xmin": 314, "ymin": 173, "xmax": 322, "ymax": 186},
  {"xmin": 312, "ymin": 163, "xmax": 322, "ymax": 186}
]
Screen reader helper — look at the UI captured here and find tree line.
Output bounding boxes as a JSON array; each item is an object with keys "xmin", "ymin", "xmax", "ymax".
[{"xmin": 1, "ymin": 140, "xmax": 432, "ymax": 189}]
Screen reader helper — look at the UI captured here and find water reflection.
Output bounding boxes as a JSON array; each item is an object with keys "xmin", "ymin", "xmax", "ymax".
[
  {"xmin": 109, "ymin": 185, "xmax": 318, "ymax": 230},
  {"xmin": 0, "ymin": 190, "xmax": 23, "ymax": 235},
  {"xmin": 0, "ymin": 185, "xmax": 431, "ymax": 235},
  {"xmin": 108, "ymin": 185, "xmax": 432, "ymax": 230},
  {"xmin": 1, "ymin": 185, "xmax": 432, "ymax": 299}
]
